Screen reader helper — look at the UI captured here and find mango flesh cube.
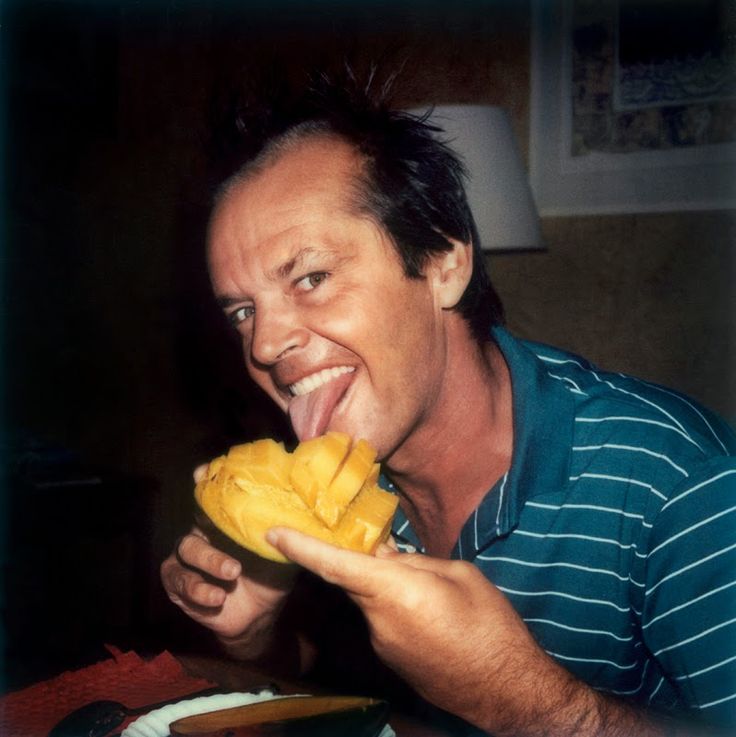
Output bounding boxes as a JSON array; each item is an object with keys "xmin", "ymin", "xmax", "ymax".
[
  {"xmin": 290, "ymin": 460, "xmax": 320, "ymax": 507},
  {"xmin": 226, "ymin": 439, "xmax": 293, "ymax": 487},
  {"xmin": 313, "ymin": 437, "xmax": 376, "ymax": 528},
  {"xmin": 220, "ymin": 479, "xmax": 333, "ymax": 561},
  {"xmin": 301, "ymin": 431, "xmax": 351, "ymax": 488},
  {"xmin": 313, "ymin": 491, "xmax": 343, "ymax": 530},
  {"xmin": 290, "ymin": 436, "xmax": 324, "ymax": 464},
  {"xmin": 289, "ymin": 438, "xmax": 328, "ymax": 507},
  {"xmin": 335, "ymin": 483, "xmax": 399, "ymax": 553},
  {"xmin": 328, "ymin": 439, "xmax": 377, "ymax": 508},
  {"xmin": 195, "ymin": 434, "xmax": 397, "ymax": 562}
]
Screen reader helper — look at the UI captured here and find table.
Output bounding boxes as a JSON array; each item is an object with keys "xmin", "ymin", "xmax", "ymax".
[{"xmin": 0, "ymin": 647, "xmax": 460, "ymax": 736}]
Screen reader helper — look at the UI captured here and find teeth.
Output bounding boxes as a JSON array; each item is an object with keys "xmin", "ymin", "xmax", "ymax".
[{"xmin": 289, "ymin": 366, "xmax": 355, "ymax": 397}]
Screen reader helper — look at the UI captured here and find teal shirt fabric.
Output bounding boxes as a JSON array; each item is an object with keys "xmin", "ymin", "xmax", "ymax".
[{"xmin": 390, "ymin": 327, "xmax": 736, "ymax": 729}]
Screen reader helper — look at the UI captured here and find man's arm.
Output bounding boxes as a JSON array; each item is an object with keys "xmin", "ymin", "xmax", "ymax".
[{"xmin": 266, "ymin": 527, "xmax": 690, "ymax": 737}]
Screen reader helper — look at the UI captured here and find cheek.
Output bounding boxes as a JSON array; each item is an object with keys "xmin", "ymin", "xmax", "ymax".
[
  {"xmin": 346, "ymin": 279, "xmax": 434, "ymax": 339},
  {"xmin": 359, "ymin": 288, "xmax": 441, "ymax": 393},
  {"xmin": 383, "ymin": 284, "xmax": 442, "ymax": 357},
  {"xmin": 306, "ymin": 287, "xmax": 383, "ymax": 349}
]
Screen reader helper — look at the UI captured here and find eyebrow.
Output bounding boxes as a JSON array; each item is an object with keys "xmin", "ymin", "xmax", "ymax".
[
  {"xmin": 214, "ymin": 247, "xmax": 338, "ymax": 310},
  {"xmin": 270, "ymin": 246, "xmax": 323, "ymax": 281}
]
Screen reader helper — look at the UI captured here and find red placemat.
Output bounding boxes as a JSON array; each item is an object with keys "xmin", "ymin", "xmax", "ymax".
[{"xmin": 0, "ymin": 646, "xmax": 215, "ymax": 736}]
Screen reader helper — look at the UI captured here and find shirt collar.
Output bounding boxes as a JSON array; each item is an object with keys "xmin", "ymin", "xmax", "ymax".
[
  {"xmin": 491, "ymin": 326, "xmax": 573, "ymax": 538},
  {"xmin": 391, "ymin": 327, "xmax": 574, "ymax": 553}
]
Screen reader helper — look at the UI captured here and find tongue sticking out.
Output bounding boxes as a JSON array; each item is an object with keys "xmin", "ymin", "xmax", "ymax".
[{"xmin": 288, "ymin": 370, "xmax": 355, "ymax": 441}]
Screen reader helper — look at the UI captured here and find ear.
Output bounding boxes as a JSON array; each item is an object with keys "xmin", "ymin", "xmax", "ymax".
[{"xmin": 429, "ymin": 237, "xmax": 473, "ymax": 310}]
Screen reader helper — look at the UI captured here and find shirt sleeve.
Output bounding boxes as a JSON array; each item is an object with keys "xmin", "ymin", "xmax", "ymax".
[{"xmin": 642, "ymin": 457, "xmax": 736, "ymax": 728}]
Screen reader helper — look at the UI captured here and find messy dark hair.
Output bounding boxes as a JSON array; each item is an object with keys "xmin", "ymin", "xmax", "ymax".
[{"xmin": 208, "ymin": 67, "xmax": 504, "ymax": 341}]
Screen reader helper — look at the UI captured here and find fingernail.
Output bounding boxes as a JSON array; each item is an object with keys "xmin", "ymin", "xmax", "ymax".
[
  {"xmin": 222, "ymin": 560, "xmax": 240, "ymax": 578},
  {"xmin": 208, "ymin": 588, "xmax": 225, "ymax": 606}
]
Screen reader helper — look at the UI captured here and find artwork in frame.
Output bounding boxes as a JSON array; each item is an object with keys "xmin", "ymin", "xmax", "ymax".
[{"xmin": 530, "ymin": 0, "xmax": 736, "ymax": 216}]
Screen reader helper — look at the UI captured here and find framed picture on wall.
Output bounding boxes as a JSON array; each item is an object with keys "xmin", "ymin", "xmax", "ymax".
[{"xmin": 530, "ymin": 0, "xmax": 736, "ymax": 216}]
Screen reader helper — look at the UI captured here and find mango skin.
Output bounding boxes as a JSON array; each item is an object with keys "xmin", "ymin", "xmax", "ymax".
[{"xmin": 195, "ymin": 434, "xmax": 398, "ymax": 564}]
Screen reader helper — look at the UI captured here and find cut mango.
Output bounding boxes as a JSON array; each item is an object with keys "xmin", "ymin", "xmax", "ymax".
[
  {"xmin": 195, "ymin": 434, "xmax": 398, "ymax": 563},
  {"xmin": 301, "ymin": 431, "xmax": 351, "ymax": 489},
  {"xmin": 289, "ymin": 460, "xmax": 320, "ymax": 508},
  {"xmin": 329, "ymin": 440, "xmax": 378, "ymax": 507},
  {"xmin": 315, "ymin": 440, "xmax": 378, "ymax": 529},
  {"xmin": 225, "ymin": 439, "xmax": 293, "ymax": 488},
  {"xmin": 335, "ymin": 483, "xmax": 398, "ymax": 552}
]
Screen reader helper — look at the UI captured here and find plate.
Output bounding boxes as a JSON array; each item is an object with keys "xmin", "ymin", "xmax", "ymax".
[{"xmin": 121, "ymin": 690, "xmax": 396, "ymax": 737}]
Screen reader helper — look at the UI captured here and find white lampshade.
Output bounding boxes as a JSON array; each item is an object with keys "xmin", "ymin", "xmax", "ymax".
[{"xmin": 410, "ymin": 105, "xmax": 543, "ymax": 251}]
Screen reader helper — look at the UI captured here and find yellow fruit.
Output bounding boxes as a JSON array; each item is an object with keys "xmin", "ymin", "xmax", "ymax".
[
  {"xmin": 335, "ymin": 483, "xmax": 398, "ymax": 551},
  {"xmin": 315, "ymin": 439, "xmax": 378, "ymax": 528},
  {"xmin": 195, "ymin": 434, "xmax": 398, "ymax": 563},
  {"xmin": 225, "ymin": 439, "xmax": 294, "ymax": 488},
  {"xmin": 300, "ymin": 431, "xmax": 351, "ymax": 488}
]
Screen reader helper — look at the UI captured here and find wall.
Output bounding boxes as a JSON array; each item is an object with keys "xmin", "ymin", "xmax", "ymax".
[
  {"xmin": 3, "ymin": 0, "xmax": 734, "ymax": 679},
  {"xmin": 491, "ymin": 211, "xmax": 735, "ymax": 422}
]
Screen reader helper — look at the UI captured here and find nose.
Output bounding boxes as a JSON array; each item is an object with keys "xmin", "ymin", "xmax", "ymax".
[{"xmin": 248, "ymin": 301, "xmax": 308, "ymax": 366}]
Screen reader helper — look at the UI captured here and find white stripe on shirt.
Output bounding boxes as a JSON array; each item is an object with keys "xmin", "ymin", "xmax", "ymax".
[{"xmin": 572, "ymin": 444, "xmax": 689, "ymax": 477}]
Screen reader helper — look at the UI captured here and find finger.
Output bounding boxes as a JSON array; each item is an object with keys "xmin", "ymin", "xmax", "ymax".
[
  {"xmin": 266, "ymin": 527, "xmax": 395, "ymax": 598},
  {"xmin": 188, "ymin": 577, "xmax": 229, "ymax": 607},
  {"xmin": 193, "ymin": 463, "xmax": 209, "ymax": 483},
  {"xmin": 177, "ymin": 533, "xmax": 241, "ymax": 580},
  {"xmin": 161, "ymin": 555, "xmax": 228, "ymax": 608}
]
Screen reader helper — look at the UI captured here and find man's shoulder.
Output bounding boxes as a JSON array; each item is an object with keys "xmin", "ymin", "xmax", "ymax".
[{"xmin": 518, "ymin": 335, "xmax": 736, "ymax": 464}]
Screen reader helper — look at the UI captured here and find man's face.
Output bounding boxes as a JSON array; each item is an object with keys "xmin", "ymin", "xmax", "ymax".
[{"xmin": 207, "ymin": 135, "xmax": 450, "ymax": 460}]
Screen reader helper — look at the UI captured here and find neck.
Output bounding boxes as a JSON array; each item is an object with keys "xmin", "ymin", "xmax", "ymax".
[{"xmin": 385, "ymin": 323, "xmax": 513, "ymax": 557}]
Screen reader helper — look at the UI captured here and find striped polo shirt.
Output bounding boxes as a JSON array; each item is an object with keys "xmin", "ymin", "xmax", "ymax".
[{"xmin": 390, "ymin": 327, "xmax": 736, "ymax": 729}]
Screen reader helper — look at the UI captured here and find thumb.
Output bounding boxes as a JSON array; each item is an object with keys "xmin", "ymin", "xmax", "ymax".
[{"xmin": 266, "ymin": 527, "xmax": 396, "ymax": 598}]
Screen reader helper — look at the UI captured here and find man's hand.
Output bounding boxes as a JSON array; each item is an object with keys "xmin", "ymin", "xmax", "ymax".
[
  {"xmin": 161, "ymin": 526, "xmax": 296, "ymax": 635},
  {"xmin": 160, "ymin": 525, "xmax": 298, "ymax": 662},
  {"xmin": 266, "ymin": 527, "xmax": 668, "ymax": 737}
]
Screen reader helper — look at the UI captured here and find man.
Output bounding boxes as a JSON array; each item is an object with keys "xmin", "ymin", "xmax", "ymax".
[{"xmin": 161, "ymin": 76, "xmax": 736, "ymax": 736}]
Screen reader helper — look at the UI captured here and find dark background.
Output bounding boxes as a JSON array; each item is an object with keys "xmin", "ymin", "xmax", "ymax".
[{"xmin": 2, "ymin": 0, "xmax": 734, "ymax": 693}]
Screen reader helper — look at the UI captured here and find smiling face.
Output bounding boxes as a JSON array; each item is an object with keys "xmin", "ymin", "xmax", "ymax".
[{"xmin": 207, "ymin": 134, "xmax": 461, "ymax": 461}]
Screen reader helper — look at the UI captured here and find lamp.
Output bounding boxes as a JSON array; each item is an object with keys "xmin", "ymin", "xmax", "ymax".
[{"xmin": 409, "ymin": 105, "xmax": 543, "ymax": 252}]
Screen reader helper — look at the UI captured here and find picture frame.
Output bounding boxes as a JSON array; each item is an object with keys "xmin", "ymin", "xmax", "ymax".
[{"xmin": 529, "ymin": 0, "xmax": 736, "ymax": 216}]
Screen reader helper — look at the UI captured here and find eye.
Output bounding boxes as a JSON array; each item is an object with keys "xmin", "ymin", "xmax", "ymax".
[
  {"xmin": 227, "ymin": 304, "xmax": 255, "ymax": 327},
  {"xmin": 295, "ymin": 271, "xmax": 329, "ymax": 292}
]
